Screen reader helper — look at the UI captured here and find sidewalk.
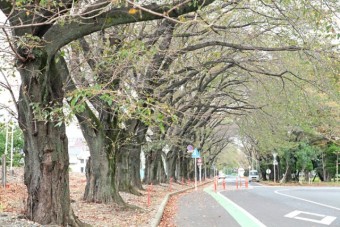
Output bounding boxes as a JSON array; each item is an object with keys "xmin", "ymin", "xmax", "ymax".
[{"xmin": 173, "ymin": 184, "xmax": 241, "ymax": 227}]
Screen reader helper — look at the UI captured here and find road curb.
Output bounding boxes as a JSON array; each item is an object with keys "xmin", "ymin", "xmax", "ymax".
[{"xmin": 150, "ymin": 180, "xmax": 213, "ymax": 227}]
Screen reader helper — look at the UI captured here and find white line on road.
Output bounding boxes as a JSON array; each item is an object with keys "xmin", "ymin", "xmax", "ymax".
[
  {"xmin": 285, "ymin": 210, "xmax": 336, "ymax": 225},
  {"xmin": 275, "ymin": 189, "xmax": 340, "ymax": 211},
  {"xmin": 217, "ymin": 191, "xmax": 267, "ymax": 227}
]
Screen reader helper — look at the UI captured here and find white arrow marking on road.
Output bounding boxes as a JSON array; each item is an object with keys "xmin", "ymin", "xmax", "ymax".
[{"xmin": 285, "ymin": 210, "xmax": 336, "ymax": 225}]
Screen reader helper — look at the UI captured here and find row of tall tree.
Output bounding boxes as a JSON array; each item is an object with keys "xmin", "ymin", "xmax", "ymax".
[
  {"xmin": 0, "ymin": 0, "xmax": 339, "ymax": 226},
  {"xmin": 238, "ymin": 56, "xmax": 339, "ymax": 182}
]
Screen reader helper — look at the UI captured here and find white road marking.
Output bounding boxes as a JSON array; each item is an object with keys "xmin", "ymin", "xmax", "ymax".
[
  {"xmin": 275, "ymin": 189, "xmax": 340, "ymax": 211},
  {"xmin": 284, "ymin": 210, "xmax": 336, "ymax": 225},
  {"xmin": 217, "ymin": 191, "xmax": 267, "ymax": 227}
]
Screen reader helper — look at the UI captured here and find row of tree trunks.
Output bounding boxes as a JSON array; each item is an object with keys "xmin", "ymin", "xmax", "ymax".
[
  {"xmin": 117, "ymin": 120, "xmax": 146, "ymax": 194},
  {"xmin": 166, "ymin": 150, "xmax": 178, "ymax": 181},
  {"xmin": 144, "ymin": 148, "xmax": 167, "ymax": 184}
]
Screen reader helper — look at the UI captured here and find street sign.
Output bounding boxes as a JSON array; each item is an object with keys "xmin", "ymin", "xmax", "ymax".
[
  {"xmin": 187, "ymin": 145, "xmax": 194, "ymax": 152},
  {"xmin": 191, "ymin": 148, "xmax": 200, "ymax": 158},
  {"xmin": 273, "ymin": 160, "xmax": 278, "ymax": 165},
  {"xmin": 197, "ymin": 158, "xmax": 202, "ymax": 163},
  {"xmin": 187, "ymin": 145, "xmax": 194, "ymax": 153},
  {"xmin": 266, "ymin": 169, "xmax": 271, "ymax": 174}
]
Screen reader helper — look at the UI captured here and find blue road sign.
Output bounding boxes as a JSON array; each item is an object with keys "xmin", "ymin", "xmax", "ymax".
[{"xmin": 191, "ymin": 148, "xmax": 200, "ymax": 158}]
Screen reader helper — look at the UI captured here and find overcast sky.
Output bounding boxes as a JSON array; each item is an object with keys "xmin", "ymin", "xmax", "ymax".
[{"xmin": 0, "ymin": 11, "xmax": 83, "ymax": 139}]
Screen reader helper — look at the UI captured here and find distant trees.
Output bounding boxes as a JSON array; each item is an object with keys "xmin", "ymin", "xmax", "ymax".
[
  {"xmin": 0, "ymin": 123, "xmax": 24, "ymax": 166},
  {"xmin": 237, "ymin": 52, "xmax": 339, "ymax": 182}
]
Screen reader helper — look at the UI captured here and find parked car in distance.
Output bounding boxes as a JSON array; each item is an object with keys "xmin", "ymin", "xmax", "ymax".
[
  {"xmin": 249, "ymin": 170, "xmax": 260, "ymax": 182},
  {"xmin": 217, "ymin": 174, "xmax": 226, "ymax": 184},
  {"xmin": 217, "ymin": 174, "xmax": 238, "ymax": 184}
]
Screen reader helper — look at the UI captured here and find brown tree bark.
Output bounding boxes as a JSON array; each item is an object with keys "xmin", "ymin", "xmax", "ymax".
[
  {"xmin": 18, "ymin": 56, "xmax": 83, "ymax": 226},
  {"xmin": 144, "ymin": 148, "xmax": 166, "ymax": 184},
  {"xmin": 117, "ymin": 120, "xmax": 147, "ymax": 195}
]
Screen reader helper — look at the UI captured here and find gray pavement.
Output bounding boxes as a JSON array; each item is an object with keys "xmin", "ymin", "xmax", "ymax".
[
  {"xmin": 174, "ymin": 186, "xmax": 240, "ymax": 227},
  {"xmin": 172, "ymin": 183, "xmax": 340, "ymax": 227}
]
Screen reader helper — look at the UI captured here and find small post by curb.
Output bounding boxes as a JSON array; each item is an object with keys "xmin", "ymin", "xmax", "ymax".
[
  {"xmin": 236, "ymin": 177, "xmax": 238, "ymax": 189},
  {"xmin": 222, "ymin": 178, "xmax": 226, "ymax": 190}
]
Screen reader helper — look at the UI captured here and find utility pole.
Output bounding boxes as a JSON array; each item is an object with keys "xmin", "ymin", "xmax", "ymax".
[
  {"xmin": 337, "ymin": 151, "xmax": 339, "ymax": 184},
  {"xmin": 10, "ymin": 123, "xmax": 14, "ymax": 175},
  {"xmin": 2, "ymin": 122, "xmax": 9, "ymax": 187}
]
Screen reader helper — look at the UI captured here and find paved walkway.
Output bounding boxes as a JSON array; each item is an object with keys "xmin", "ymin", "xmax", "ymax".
[
  {"xmin": 174, "ymin": 185, "xmax": 241, "ymax": 227},
  {"xmin": 174, "ymin": 182, "xmax": 261, "ymax": 227}
]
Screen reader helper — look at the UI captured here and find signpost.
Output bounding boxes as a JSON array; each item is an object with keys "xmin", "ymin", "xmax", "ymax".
[
  {"xmin": 197, "ymin": 158, "xmax": 202, "ymax": 182},
  {"xmin": 191, "ymin": 148, "xmax": 200, "ymax": 190},
  {"xmin": 187, "ymin": 145, "xmax": 194, "ymax": 153}
]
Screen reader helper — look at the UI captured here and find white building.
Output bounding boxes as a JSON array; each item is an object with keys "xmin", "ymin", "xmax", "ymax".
[{"xmin": 68, "ymin": 138, "xmax": 90, "ymax": 173}]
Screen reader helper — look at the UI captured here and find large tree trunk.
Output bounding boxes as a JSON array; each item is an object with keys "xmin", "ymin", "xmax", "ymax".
[
  {"xmin": 166, "ymin": 151, "xmax": 177, "ymax": 181},
  {"xmin": 118, "ymin": 120, "xmax": 146, "ymax": 195},
  {"xmin": 64, "ymin": 53, "xmax": 125, "ymax": 204},
  {"xmin": 76, "ymin": 111, "xmax": 124, "ymax": 204},
  {"xmin": 18, "ymin": 56, "xmax": 82, "ymax": 226},
  {"xmin": 117, "ymin": 142, "xmax": 141, "ymax": 195},
  {"xmin": 82, "ymin": 131, "xmax": 124, "ymax": 204},
  {"xmin": 144, "ymin": 148, "xmax": 166, "ymax": 184},
  {"xmin": 129, "ymin": 144, "xmax": 143, "ymax": 189}
]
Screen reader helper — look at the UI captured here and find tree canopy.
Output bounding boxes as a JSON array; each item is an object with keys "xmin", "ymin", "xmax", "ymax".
[{"xmin": 0, "ymin": 0, "xmax": 339, "ymax": 225}]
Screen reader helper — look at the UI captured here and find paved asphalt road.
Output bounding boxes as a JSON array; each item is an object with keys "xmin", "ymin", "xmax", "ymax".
[
  {"xmin": 221, "ymin": 184, "xmax": 340, "ymax": 227},
  {"xmin": 174, "ymin": 182, "xmax": 340, "ymax": 227}
]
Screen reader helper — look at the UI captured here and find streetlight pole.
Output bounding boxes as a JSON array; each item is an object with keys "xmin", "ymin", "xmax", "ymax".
[
  {"xmin": 2, "ymin": 120, "xmax": 10, "ymax": 187},
  {"xmin": 10, "ymin": 123, "xmax": 14, "ymax": 174},
  {"xmin": 5, "ymin": 122, "xmax": 9, "ymax": 155},
  {"xmin": 337, "ymin": 151, "xmax": 339, "ymax": 184}
]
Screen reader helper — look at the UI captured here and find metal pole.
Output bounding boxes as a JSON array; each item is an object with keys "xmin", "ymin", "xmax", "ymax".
[
  {"xmin": 204, "ymin": 158, "xmax": 207, "ymax": 180},
  {"xmin": 337, "ymin": 152, "xmax": 339, "ymax": 184},
  {"xmin": 274, "ymin": 164, "xmax": 276, "ymax": 183},
  {"xmin": 199, "ymin": 164, "xmax": 202, "ymax": 182},
  {"xmin": 5, "ymin": 122, "xmax": 8, "ymax": 155},
  {"xmin": 10, "ymin": 123, "xmax": 14, "ymax": 174},
  {"xmin": 194, "ymin": 158, "xmax": 197, "ymax": 190},
  {"xmin": 2, "ymin": 154, "xmax": 6, "ymax": 188}
]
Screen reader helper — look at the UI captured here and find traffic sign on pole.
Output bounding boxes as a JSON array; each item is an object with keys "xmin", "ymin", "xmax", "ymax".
[
  {"xmin": 187, "ymin": 145, "xmax": 194, "ymax": 153},
  {"xmin": 191, "ymin": 148, "xmax": 200, "ymax": 158}
]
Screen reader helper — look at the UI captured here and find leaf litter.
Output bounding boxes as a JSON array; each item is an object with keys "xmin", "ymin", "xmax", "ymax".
[{"xmin": 0, "ymin": 167, "xmax": 192, "ymax": 226}]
